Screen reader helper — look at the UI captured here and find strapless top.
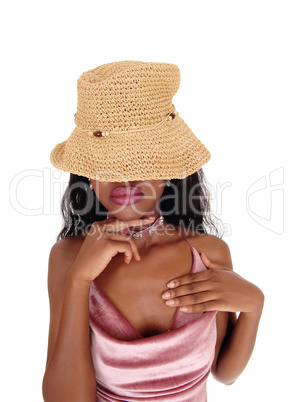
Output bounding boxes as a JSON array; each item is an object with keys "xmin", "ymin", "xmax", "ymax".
[{"xmin": 89, "ymin": 230, "xmax": 217, "ymax": 401}]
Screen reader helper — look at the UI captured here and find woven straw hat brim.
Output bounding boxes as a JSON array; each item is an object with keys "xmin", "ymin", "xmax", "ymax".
[{"xmin": 50, "ymin": 114, "xmax": 211, "ymax": 182}]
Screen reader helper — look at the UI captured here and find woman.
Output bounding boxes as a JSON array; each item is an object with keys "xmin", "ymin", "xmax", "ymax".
[{"xmin": 42, "ymin": 61, "xmax": 264, "ymax": 401}]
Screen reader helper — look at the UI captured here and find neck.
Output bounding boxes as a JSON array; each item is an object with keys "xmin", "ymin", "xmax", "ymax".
[
  {"xmin": 127, "ymin": 213, "xmax": 163, "ymax": 237},
  {"xmin": 130, "ymin": 220, "xmax": 169, "ymax": 250},
  {"xmin": 106, "ymin": 210, "xmax": 174, "ymax": 251}
]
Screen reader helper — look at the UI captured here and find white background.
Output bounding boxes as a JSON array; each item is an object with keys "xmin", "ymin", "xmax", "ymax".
[{"xmin": 1, "ymin": 1, "xmax": 291, "ymax": 401}]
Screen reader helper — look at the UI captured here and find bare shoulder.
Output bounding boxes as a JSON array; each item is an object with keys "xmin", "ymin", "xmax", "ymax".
[
  {"xmin": 186, "ymin": 231, "xmax": 233, "ymax": 270},
  {"xmin": 47, "ymin": 235, "xmax": 85, "ymax": 293},
  {"xmin": 49, "ymin": 235, "xmax": 84, "ymax": 268}
]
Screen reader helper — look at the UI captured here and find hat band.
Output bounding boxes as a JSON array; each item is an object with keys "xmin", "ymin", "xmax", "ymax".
[{"xmin": 74, "ymin": 109, "xmax": 178, "ymax": 137}]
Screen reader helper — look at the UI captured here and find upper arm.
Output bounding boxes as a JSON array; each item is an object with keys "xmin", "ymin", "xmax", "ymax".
[{"xmin": 44, "ymin": 238, "xmax": 80, "ymax": 368}]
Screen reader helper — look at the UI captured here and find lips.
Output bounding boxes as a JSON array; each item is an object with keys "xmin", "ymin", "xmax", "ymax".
[{"xmin": 110, "ymin": 186, "xmax": 143, "ymax": 197}]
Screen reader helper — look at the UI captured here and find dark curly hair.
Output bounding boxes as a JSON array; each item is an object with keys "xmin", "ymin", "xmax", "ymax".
[{"xmin": 56, "ymin": 169, "xmax": 223, "ymax": 241}]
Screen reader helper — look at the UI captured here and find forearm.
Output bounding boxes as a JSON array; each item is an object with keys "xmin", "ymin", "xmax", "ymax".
[
  {"xmin": 213, "ymin": 306, "xmax": 263, "ymax": 385},
  {"xmin": 42, "ymin": 274, "xmax": 96, "ymax": 402}
]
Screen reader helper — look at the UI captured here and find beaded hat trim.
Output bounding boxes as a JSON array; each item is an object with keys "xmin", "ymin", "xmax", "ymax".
[{"xmin": 76, "ymin": 110, "xmax": 177, "ymax": 138}]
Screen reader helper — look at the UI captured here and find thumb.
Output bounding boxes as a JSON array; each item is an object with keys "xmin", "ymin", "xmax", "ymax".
[
  {"xmin": 200, "ymin": 252, "xmax": 230, "ymax": 270},
  {"xmin": 200, "ymin": 252, "xmax": 219, "ymax": 269}
]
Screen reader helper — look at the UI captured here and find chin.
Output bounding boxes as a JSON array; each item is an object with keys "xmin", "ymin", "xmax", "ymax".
[{"xmin": 108, "ymin": 211, "xmax": 148, "ymax": 221}]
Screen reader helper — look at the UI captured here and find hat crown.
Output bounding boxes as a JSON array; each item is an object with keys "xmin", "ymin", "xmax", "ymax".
[{"xmin": 75, "ymin": 61, "xmax": 181, "ymax": 132}]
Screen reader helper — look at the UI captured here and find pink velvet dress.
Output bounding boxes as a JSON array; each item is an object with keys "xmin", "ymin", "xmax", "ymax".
[{"xmin": 89, "ymin": 230, "xmax": 217, "ymax": 401}]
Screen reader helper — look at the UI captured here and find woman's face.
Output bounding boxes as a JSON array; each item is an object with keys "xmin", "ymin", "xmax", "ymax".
[{"xmin": 90, "ymin": 179, "xmax": 166, "ymax": 220}]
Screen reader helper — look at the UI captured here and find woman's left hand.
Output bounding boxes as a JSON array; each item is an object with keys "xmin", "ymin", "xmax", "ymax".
[{"xmin": 162, "ymin": 252, "xmax": 264, "ymax": 315}]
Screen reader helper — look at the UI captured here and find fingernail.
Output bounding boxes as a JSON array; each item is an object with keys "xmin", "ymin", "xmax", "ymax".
[
  {"xmin": 167, "ymin": 282, "xmax": 176, "ymax": 288},
  {"xmin": 162, "ymin": 292, "xmax": 171, "ymax": 299},
  {"xmin": 180, "ymin": 307, "xmax": 188, "ymax": 312},
  {"xmin": 166, "ymin": 300, "xmax": 175, "ymax": 306}
]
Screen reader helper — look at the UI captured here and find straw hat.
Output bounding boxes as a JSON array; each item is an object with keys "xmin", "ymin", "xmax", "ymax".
[{"xmin": 50, "ymin": 60, "xmax": 211, "ymax": 182}]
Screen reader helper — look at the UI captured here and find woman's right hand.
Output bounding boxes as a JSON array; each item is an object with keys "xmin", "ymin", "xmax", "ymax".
[{"xmin": 69, "ymin": 216, "xmax": 156, "ymax": 284}]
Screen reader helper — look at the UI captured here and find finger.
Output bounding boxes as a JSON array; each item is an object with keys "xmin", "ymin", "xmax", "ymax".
[
  {"xmin": 109, "ymin": 233, "xmax": 141, "ymax": 262},
  {"xmin": 105, "ymin": 239, "xmax": 135, "ymax": 263},
  {"xmin": 166, "ymin": 270, "xmax": 212, "ymax": 289},
  {"xmin": 179, "ymin": 300, "xmax": 218, "ymax": 313},
  {"xmin": 200, "ymin": 252, "xmax": 230, "ymax": 270},
  {"xmin": 164, "ymin": 291, "xmax": 217, "ymax": 308},
  {"xmin": 103, "ymin": 217, "xmax": 156, "ymax": 233},
  {"xmin": 162, "ymin": 280, "xmax": 212, "ymax": 300}
]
